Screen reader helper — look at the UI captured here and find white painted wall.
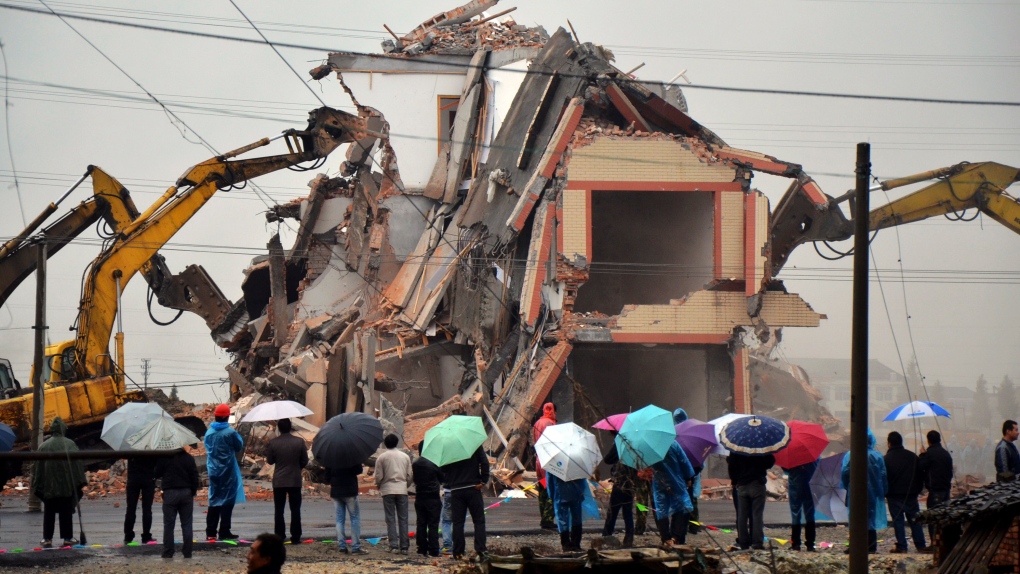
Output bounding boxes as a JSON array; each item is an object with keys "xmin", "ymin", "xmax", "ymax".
[{"xmin": 340, "ymin": 73, "xmax": 467, "ymax": 190}]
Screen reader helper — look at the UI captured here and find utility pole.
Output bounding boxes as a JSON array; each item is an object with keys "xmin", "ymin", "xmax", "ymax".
[
  {"xmin": 141, "ymin": 358, "xmax": 151, "ymax": 390},
  {"xmin": 848, "ymin": 142, "xmax": 871, "ymax": 572},
  {"xmin": 28, "ymin": 238, "xmax": 47, "ymax": 513}
]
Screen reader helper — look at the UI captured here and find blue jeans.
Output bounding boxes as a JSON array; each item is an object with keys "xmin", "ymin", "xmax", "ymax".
[
  {"xmin": 333, "ymin": 497, "xmax": 361, "ymax": 551},
  {"xmin": 441, "ymin": 489, "xmax": 452, "ymax": 549},
  {"xmin": 789, "ymin": 490, "xmax": 815, "ymax": 526},
  {"xmin": 555, "ymin": 498, "xmax": 582, "ymax": 534},
  {"xmin": 888, "ymin": 497, "xmax": 926, "ymax": 551}
]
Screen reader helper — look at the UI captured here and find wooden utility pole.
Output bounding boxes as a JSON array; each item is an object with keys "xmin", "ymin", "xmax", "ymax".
[
  {"xmin": 28, "ymin": 238, "xmax": 47, "ymax": 513},
  {"xmin": 848, "ymin": 142, "xmax": 871, "ymax": 572}
]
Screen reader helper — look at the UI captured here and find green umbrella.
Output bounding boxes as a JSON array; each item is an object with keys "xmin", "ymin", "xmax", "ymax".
[{"xmin": 421, "ymin": 415, "xmax": 486, "ymax": 467}]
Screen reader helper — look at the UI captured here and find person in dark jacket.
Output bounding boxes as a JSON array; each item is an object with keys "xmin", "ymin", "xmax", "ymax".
[
  {"xmin": 325, "ymin": 464, "xmax": 366, "ymax": 554},
  {"xmin": 782, "ymin": 458, "xmax": 818, "ymax": 552},
  {"xmin": 601, "ymin": 436, "xmax": 636, "ymax": 548},
  {"xmin": 155, "ymin": 442, "xmax": 200, "ymax": 559},
  {"xmin": 729, "ymin": 452, "xmax": 775, "ymax": 550},
  {"xmin": 440, "ymin": 445, "xmax": 489, "ymax": 558},
  {"xmin": 33, "ymin": 417, "xmax": 86, "ymax": 547},
  {"xmin": 246, "ymin": 532, "xmax": 286, "ymax": 574},
  {"xmin": 994, "ymin": 419, "xmax": 1020, "ymax": 481},
  {"xmin": 412, "ymin": 442, "xmax": 444, "ymax": 557},
  {"xmin": 918, "ymin": 430, "xmax": 952, "ymax": 540},
  {"xmin": 124, "ymin": 457, "xmax": 157, "ymax": 544},
  {"xmin": 884, "ymin": 431, "xmax": 927, "ymax": 553},
  {"xmin": 265, "ymin": 418, "xmax": 309, "ymax": 544}
]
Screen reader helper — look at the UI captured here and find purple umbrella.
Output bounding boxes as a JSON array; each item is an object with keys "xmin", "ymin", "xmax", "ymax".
[
  {"xmin": 810, "ymin": 451, "xmax": 848, "ymax": 522},
  {"xmin": 674, "ymin": 419, "xmax": 718, "ymax": 466}
]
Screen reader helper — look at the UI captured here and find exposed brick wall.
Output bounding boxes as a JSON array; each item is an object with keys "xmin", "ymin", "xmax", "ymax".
[
  {"xmin": 990, "ymin": 516, "xmax": 1020, "ymax": 570},
  {"xmin": 568, "ymin": 138, "xmax": 737, "ymax": 183}
]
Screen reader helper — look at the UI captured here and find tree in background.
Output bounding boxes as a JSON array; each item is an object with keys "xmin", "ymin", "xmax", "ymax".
[
  {"xmin": 898, "ymin": 356, "xmax": 923, "ymax": 404},
  {"xmin": 999, "ymin": 376, "xmax": 1018, "ymax": 422},
  {"xmin": 972, "ymin": 375, "xmax": 993, "ymax": 435}
]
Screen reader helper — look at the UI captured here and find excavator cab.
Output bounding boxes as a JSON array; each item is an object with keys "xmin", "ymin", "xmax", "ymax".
[{"xmin": 0, "ymin": 359, "xmax": 20, "ymax": 400}]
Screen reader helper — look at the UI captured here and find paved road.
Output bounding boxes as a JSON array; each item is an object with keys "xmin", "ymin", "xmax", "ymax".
[{"xmin": 0, "ymin": 495, "xmax": 817, "ymax": 550}]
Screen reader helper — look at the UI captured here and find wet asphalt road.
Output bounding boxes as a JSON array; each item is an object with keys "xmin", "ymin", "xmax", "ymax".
[{"xmin": 0, "ymin": 495, "xmax": 813, "ymax": 550}]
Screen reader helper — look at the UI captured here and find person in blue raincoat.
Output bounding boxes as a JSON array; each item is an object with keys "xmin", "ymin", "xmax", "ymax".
[
  {"xmin": 546, "ymin": 473, "xmax": 587, "ymax": 552},
  {"xmin": 651, "ymin": 441, "xmax": 696, "ymax": 545},
  {"xmin": 840, "ymin": 429, "xmax": 888, "ymax": 553},
  {"xmin": 205, "ymin": 403, "xmax": 245, "ymax": 541},
  {"xmin": 782, "ymin": 457, "xmax": 819, "ymax": 551},
  {"xmin": 672, "ymin": 408, "xmax": 703, "ymax": 535}
]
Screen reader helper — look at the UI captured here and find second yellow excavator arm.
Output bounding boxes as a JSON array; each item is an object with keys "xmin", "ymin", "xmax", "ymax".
[
  {"xmin": 69, "ymin": 106, "xmax": 366, "ymax": 383},
  {"xmin": 868, "ymin": 161, "xmax": 1020, "ymax": 234}
]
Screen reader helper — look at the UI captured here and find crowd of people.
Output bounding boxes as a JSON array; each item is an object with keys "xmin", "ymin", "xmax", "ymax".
[{"xmin": 26, "ymin": 401, "xmax": 1020, "ymax": 562}]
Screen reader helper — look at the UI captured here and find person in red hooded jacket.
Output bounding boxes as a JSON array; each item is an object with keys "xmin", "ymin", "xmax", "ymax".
[{"xmin": 532, "ymin": 403, "xmax": 557, "ymax": 530}]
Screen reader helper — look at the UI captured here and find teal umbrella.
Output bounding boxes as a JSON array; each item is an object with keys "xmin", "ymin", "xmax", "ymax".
[
  {"xmin": 615, "ymin": 405, "xmax": 676, "ymax": 469},
  {"xmin": 422, "ymin": 415, "xmax": 486, "ymax": 467}
]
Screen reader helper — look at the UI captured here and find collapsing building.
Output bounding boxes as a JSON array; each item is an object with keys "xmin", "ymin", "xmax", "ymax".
[{"xmin": 222, "ymin": 0, "xmax": 839, "ymax": 467}]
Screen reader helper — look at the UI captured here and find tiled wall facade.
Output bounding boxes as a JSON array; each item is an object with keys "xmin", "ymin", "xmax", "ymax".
[
  {"xmin": 612, "ymin": 291, "xmax": 823, "ymax": 336},
  {"xmin": 568, "ymin": 138, "xmax": 737, "ymax": 183},
  {"xmin": 718, "ymin": 191, "xmax": 744, "ymax": 279},
  {"xmin": 560, "ymin": 189, "xmax": 588, "ymax": 261}
]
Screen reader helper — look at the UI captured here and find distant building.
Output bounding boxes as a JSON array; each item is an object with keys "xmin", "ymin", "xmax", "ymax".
[{"xmin": 788, "ymin": 358, "xmax": 905, "ymax": 429}]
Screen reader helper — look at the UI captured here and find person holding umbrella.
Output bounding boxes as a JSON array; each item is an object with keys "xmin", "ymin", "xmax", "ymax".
[
  {"xmin": 33, "ymin": 417, "xmax": 86, "ymax": 548},
  {"xmin": 651, "ymin": 441, "xmax": 696, "ymax": 546},
  {"xmin": 155, "ymin": 442, "xmax": 200, "ymax": 559},
  {"xmin": 205, "ymin": 403, "xmax": 244, "ymax": 541},
  {"xmin": 840, "ymin": 429, "xmax": 888, "ymax": 553},
  {"xmin": 672, "ymin": 408, "xmax": 703, "ymax": 535},
  {"xmin": 536, "ymin": 422, "xmax": 602, "ymax": 552},
  {"xmin": 532, "ymin": 402, "xmax": 557, "ymax": 530},
  {"xmin": 600, "ymin": 432, "xmax": 636, "ymax": 548},
  {"xmin": 423, "ymin": 416, "xmax": 490, "ymax": 559},
  {"xmin": 325, "ymin": 462, "xmax": 367, "ymax": 555},
  {"xmin": 266, "ymin": 418, "xmax": 309, "ymax": 544},
  {"xmin": 412, "ymin": 441, "xmax": 444, "ymax": 557},
  {"xmin": 123, "ymin": 450, "xmax": 157, "ymax": 545},
  {"xmin": 720, "ymin": 415, "xmax": 789, "ymax": 550},
  {"xmin": 773, "ymin": 420, "xmax": 828, "ymax": 552}
]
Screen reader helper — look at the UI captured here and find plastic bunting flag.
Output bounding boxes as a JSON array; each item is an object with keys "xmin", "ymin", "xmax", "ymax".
[
  {"xmin": 635, "ymin": 503, "xmax": 649, "ymax": 512},
  {"xmin": 365, "ymin": 537, "xmax": 382, "ymax": 545},
  {"xmin": 773, "ymin": 538, "xmax": 788, "ymax": 545}
]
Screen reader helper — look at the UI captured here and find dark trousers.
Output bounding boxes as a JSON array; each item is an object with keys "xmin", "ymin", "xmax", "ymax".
[
  {"xmin": 655, "ymin": 511, "xmax": 689, "ymax": 544},
  {"xmin": 450, "ymin": 488, "xmax": 486, "ymax": 556},
  {"xmin": 602, "ymin": 487, "xmax": 634, "ymax": 537},
  {"xmin": 926, "ymin": 489, "xmax": 950, "ymax": 541},
  {"xmin": 162, "ymin": 488, "xmax": 193, "ymax": 558},
  {"xmin": 888, "ymin": 496, "xmax": 926, "ymax": 550},
  {"xmin": 737, "ymin": 481, "xmax": 766, "ymax": 549},
  {"xmin": 206, "ymin": 502, "xmax": 235, "ymax": 539},
  {"xmin": 124, "ymin": 481, "xmax": 155, "ymax": 542},
  {"xmin": 414, "ymin": 494, "xmax": 442, "ymax": 556},
  {"xmin": 273, "ymin": 487, "xmax": 302, "ymax": 542},
  {"xmin": 42, "ymin": 496, "xmax": 75, "ymax": 541},
  {"xmin": 537, "ymin": 482, "xmax": 555, "ymax": 527}
]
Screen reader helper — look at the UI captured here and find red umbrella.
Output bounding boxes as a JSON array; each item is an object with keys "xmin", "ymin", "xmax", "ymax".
[{"xmin": 773, "ymin": 420, "xmax": 829, "ymax": 469}]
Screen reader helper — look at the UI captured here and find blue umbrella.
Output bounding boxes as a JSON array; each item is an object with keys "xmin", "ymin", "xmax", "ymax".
[
  {"xmin": 719, "ymin": 415, "xmax": 790, "ymax": 455},
  {"xmin": 0, "ymin": 422, "xmax": 14, "ymax": 452},
  {"xmin": 883, "ymin": 401, "xmax": 951, "ymax": 422},
  {"xmin": 616, "ymin": 405, "xmax": 676, "ymax": 469}
]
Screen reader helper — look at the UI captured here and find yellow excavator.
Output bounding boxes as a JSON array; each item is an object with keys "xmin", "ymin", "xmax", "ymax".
[
  {"xmin": 0, "ymin": 105, "xmax": 365, "ymax": 444},
  {"xmin": 770, "ymin": 161, "xmax": 1020, "ymax": 275}
]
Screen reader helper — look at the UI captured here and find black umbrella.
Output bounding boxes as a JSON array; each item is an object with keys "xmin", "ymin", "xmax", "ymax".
[{"xmin": 312, "ymin": 412, "xmax": 384, "ymax": 468}]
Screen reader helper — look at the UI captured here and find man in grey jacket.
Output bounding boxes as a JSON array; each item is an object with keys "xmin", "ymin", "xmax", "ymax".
[
  {"xmin": 266, "ymin": 418, "xmax": 309, "ymax": 544},
  {"xmin": 374, "ymin": 434, "xmax": 413, "ymax": 554}
]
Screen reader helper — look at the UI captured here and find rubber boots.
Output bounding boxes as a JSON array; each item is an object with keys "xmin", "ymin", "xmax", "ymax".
[
  {"xmin": 570, "ymin": 527, "xmax": 583, "ymax": 551},
  {"xmin": 791, "ymin": 524, "xmax": 802, "ymax": 551},
  {"xmin": 805, "ymin": 522, "xmax": 816, "ymax": 552},
  {"xmin": 622, "ymin": 532, "xmax": 634, "ymax": 549},
  {"xmin": 560, "ymin": 531, "xmax": 571, "ymax": 552}
]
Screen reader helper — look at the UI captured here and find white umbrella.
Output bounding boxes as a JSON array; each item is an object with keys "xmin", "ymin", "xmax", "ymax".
[
  {"xmin": 240, "ymin": 400, "xmax": 314, "ymax": 423},
  {"xmin": 101, "ymin": 402, "xmax": 166, "ymax": 450},
  {"xmin": 534, "ymin": 422, "xmax": 602, "ymax": 481},
  {"xmin": 707, "ymin": 413, "xmax": 752, "ymax": 455},
  {"xmin": 126, "ymin": 413, "xmax": 200, "ymax": 450}
]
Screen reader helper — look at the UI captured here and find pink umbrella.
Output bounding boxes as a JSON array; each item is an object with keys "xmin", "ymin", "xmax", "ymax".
[{"xmin": 592, "ymin": 413, "xmax": 628, "ymax": 431}]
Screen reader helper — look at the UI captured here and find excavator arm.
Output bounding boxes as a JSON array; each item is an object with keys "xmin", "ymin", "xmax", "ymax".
[
  {"xmin": 769, "ymin": 161, "xmax": 1020, "ymax": 276},
  {"xmin": 0, "ymin": 166, "xmax": 141, "ymax": 308},
  {"xmin": 69, "ymin": 106, "xmax": 364, "ymax": 383},
  {"xmin": 869, "ymin": 161, "xmax": 1020, "ymax": 233}
]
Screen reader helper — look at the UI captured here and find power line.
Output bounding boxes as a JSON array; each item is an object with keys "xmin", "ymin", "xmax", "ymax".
[
  {"xmin": 0, "ymin": 39, "xmax": 25, "ymax": 226},
  {"xmin": 4, "ymin": 3, "xmax": 1020, "ymax": 107}
]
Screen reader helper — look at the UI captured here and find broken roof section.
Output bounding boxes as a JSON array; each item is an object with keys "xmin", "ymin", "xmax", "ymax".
[{"xmin": 221, "ymin": 0, "xmax": 837, "ymax": 469}]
